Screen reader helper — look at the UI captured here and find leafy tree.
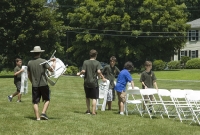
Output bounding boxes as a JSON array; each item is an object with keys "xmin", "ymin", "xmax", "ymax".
[
  {"xmin": 0, "ymin": 0, "xmax": 66, "ymax": 69},
  {"xmin": 176, "ymin": 0, "xmax": 200, "ymax": 21},
  {"xmin": 66, "ymin": 0, "xmax": 189, "ymax": 68}
]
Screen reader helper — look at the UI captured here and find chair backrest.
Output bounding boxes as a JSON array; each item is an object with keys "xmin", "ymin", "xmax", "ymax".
[
  {"xmin": 183, "ymin": 89, "xmax": 193, "ymax": 95},
  {"xmin": 170, "ymin": 89, "xmax": 186, "ymax": 98},
  {"xmin": 140, "ymin": 88, "xmax": 158, "ymax": 95},
  {"xmin": 186, "ymin": 94, "xmax": 200, "ymax": 101},
  {"xmin": 158, "ymin": 89, "xmax": 171, "ymax": 96},
  {"xmin": 99, "ymin": 80, "xmax": 110, "ymax": 99},
  {"xmin": 126, "ymin": 89, "xmax": 141, "ymax": 95}
]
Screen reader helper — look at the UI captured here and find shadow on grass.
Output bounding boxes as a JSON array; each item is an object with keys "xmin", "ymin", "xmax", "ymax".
[
  {"xmin": 0, "ymin": 75, "xmax": 13, "ymax": 78},
  {"xmin": 24, "ymin": 116, "xmax": 61, "ymax": 120},
  {"xmin": 74, "ymin": 111, "xmax": 86, "ymax": 114}
]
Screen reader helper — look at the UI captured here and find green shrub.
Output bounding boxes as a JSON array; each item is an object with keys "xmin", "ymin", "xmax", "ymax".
[
  {"xmin": 65, "ymin": 66, "xmax": 79, "ymax": 75},
  {"xmin": 180, "ymin": 56, "xmax": 190, "ymax": 68},
  {"xmin": 153, "ymin": 60, "xmax": 165, "ymax": 71},
  {"xmin": 185, "ymin": 58, "xmax": 200, "ymax": 69},
  {"xmin": 167, "ymin": 61, "xmax": 181, "ymax": 69}
]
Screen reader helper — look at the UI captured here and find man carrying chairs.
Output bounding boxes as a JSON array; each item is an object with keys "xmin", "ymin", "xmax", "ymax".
[{"xmin": 28, "ymin": 46, "xmax": 56, "ymax": 121}]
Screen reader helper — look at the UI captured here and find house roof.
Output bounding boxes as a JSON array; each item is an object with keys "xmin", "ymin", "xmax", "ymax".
[{"xmin": 187, "ymin": 18, "xmax": 200, "ymax": 28}]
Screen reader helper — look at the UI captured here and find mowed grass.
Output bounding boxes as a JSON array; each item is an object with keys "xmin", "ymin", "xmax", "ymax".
[{"xmin": 0, "ymin": 69, "xmax": 200, "ymax": 135}]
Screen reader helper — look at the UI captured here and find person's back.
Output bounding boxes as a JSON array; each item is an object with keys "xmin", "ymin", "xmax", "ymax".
[
  {"xmin": 28, "ymin": 58, "xmax": 49, "ymax": 87},
  {"xmin": 77, "ymin": 49, "xmax": 106, "ymax": 115},
  {"xmin": 83, "ymin": 59, "xmax": 101, "ymax": 88}
]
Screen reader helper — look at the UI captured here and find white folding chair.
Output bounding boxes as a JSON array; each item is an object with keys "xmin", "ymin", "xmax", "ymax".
[
  {"xmin": 158, "ymin": 89, "xmax": 176, "ymax": 118},
  {"xmin": 183, "ymin": 89, "xmax": 193, "ymax": 95},
  {"xmin": 170, "ymin": 89, "xmax": 193, "ymax": 123},
  {"xmin": 140, "ymin": 89, "xmax": 163, "ymax": 119},
  {"xmin": 96, "ymin": 80, "xmax": 110, "ymax": 111},
  {"xmin": 124, "ymin": 87, "xmax": 143, "ymax": 116},
  {"xmin": 185, "ymin": 91, "xmax": 200, "ymax": 125}
]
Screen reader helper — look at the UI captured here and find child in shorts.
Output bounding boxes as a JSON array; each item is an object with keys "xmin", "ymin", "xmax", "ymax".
[
  {"xmin": 140, "ymin": 61, "xmax": 158, "ymax": 112},
  {"xmin": 8, "ymin": 58, "xmax": 24, "ymax": 102},
  {"xmin": 114, "ymin": 61, "xmax": 134, "ymax": 115},
  {"xmin": 102, "ymin": 56, "xmax": 120, "ymax": 110}
]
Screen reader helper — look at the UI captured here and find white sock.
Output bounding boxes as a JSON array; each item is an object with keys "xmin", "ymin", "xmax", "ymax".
[
  {"xmin": 37, "ymin": 118, "xmax": 40, "ymax": 121},
  {"xmin": 10, "ymin": 95, "xmax": 12, "ymax": 98},
  {"xmin": 120, "ymin": 112, "xmax": 124, "ymax": 115}
]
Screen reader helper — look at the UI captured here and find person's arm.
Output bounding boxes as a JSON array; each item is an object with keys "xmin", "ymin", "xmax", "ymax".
[
  {"xmin": 152, "ymin": 72, "xmax": 158, "ymax": 90},
  {"xmin": 130, "ymin": 80, "xmax": 134, "ymax": 89},
  {"xmin": 77, "ymin": 70, "xmax": 85, "ymax": 76},
  {"xmin": 154, "ymin": 81, "xmax": 158, "ymax": 90},
  {"xmin": 97, "ymin": 69, "xmax": 106, "ymax": 82},
  {"xmin": 141, "ymin": 81, "xmax": 148, "ymax": 89},
  {"xmin": 47, "ymin": 58, "xmax": 56, "ymax": 72},
  {"xmin": 14, "ymin": 69, "xmax": 24, "ymax": 76}
]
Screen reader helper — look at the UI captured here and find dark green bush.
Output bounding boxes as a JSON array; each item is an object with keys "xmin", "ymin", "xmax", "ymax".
[
  {"xmin": 167, "ymin": 61, "xmax": 181, "ymax": 69},
  {"xmin": 180, "ymin": 56, "xmax": 190, "ymax": 68},
  {"xmin": 185, "ymin": 58, "xmax": 200, "ymax": 69},
  {"xmin": 153, "ymin": 60, "xmax": 165, "ymax": 71},
  {"xmin": 65, "ymin": 66, "xmax": 79, "ymax": 75}
]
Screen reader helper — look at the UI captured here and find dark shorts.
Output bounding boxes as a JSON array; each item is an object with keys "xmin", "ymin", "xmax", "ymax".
[
  {"xmin": 84, "ymin": 86, "xmax": 99, "ymax": 99},
  {"xmin": 15, "ymin": 82, "xmax": 21, "ymax": 92},
  {"xmin": 32, "ymin": 85, "xmax": 50, "ymax": 104}
]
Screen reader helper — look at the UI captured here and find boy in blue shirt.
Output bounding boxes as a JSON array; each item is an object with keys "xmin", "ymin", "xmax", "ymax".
[{"xmin": 115, "ymin": 61, "xmax": 134, "ymax": 115}]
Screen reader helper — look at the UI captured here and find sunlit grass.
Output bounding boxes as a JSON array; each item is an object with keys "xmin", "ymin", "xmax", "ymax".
[{"xmin": 0, "ymin": 70, "xmax": 200, "ymax": 135}]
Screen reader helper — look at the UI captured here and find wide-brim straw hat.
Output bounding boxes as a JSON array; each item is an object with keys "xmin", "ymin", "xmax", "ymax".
[{"xmin": 30, "ymin": 46, "xmax": 45, "ymax": 52}]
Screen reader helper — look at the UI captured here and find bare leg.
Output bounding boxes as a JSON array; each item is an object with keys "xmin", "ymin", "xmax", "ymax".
[
  {"xmin": 118, "ymin": 101, "xmax": 120, "ymax": 112},
  {"xmin": 120, "ymin": 101, "xmax": 124, "ymax": 113},
  {"xmin": 12, "ymin": 91, "xmax": 19, "ymax": 97},
  {"xmin": 86, "ymin": 98, "xmax": 90, "ymax": 112},
  {"xmin": 33, "ymin": 104, "xmax": 40, "ymax": 119},
  {"xmin": 17, "ymin": 93, "xmax": 22, "ymax": 101},
  {"xmin": 92, "ymin": 99, "xmax": 97, "ymax": 114},
  {"xmin": 42, "ymin": 101, "xmax": 50, "ymax": 114}
]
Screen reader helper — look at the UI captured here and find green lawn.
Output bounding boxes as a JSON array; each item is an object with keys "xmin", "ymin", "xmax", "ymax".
[{"xmin": 0, "ymin": 69, "xmax": 200, "ymax": 135}]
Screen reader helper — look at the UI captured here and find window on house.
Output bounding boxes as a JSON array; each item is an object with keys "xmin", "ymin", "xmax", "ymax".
[
  {"xmin": 181, "ymin": 51, "xmax": 187, "ymax": 57},
  {"xmin": 191, "ymin": 30, "xmax": 196, "ymax": 41},
  {"xmin": 189, "ymin": 30, "xmax": 199, "ymax": 41},
  {"xmin": 189, "ymin": 50, "xmax": 199, "ymax": 58}
]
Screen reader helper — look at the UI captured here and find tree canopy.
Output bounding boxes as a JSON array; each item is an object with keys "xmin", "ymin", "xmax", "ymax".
[
  {"xmin": 66, "ymin": 0, "xmax": 190, "ymax": 68},
  {"xmin": 0, "ymin": 0, "xmax": 66, "ymax": 69},
  {"xmin": 1, "ymin": 0, "xmax": 199, "ymax": 70}
]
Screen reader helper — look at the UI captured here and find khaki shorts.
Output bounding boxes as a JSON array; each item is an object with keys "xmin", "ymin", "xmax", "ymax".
[
  {"xmin": 117, "ymin": 91, "xmax": 126, "ymax": 103},
  {"xmin": 143, "ymin": 95, "xmax": 154, "ymax": 102}
]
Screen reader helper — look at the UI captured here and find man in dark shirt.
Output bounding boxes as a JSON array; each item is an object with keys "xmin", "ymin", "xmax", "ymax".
[
  {"xmin": 77, "ymin": 49, "xmax": 106, "ymax": 115},
  {"xmin": 28, "ymin": 46, "xmax": 56, "ymax": 120}
]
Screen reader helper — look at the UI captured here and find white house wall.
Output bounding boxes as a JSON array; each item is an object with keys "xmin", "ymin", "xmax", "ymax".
[{"xmin": 174, "ymin": 28, "xmax": 200, "ymax": 61}]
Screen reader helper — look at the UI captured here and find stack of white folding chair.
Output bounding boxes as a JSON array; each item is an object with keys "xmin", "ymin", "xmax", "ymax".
[
  {"xmin": 185, "ymin": 90, "xmax": 200, "ymax": 125},
  {"xmin": 170, "ymin": 89, "xmax": 194, "ymax": 123},
  {"xmin": 96, "ymin": 80, "xmax": 110, "ymax": 111},
  {"xmin": 124, "ymin": 86, "xmax": 142, "ymax": 116},
  {"xmin": 157, "ymin": 89, "xmax": 176, "ymax": 118},
  {"xmin": 140, "ymin": 89, "xmax": 163, "ymax": 119}
]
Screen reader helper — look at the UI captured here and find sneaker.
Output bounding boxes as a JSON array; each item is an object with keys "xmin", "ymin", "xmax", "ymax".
[
  {"xmin": 40, "ymin": 114, "xmax": 48, "ymax": 120},
  {"xmin": 85, "ymin": 110, "xmax": 91, "ymax": 114},
  {"xmin": 17, "ymin": 100, "xmax": 21, "ymax": 102},
  {"xmin": 8, "ymin": 96, "xmax": 12, "ymax": 102},
  {"xmin": 120, "ymin": 112, "xmax": 124, "ymax": 115}
]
